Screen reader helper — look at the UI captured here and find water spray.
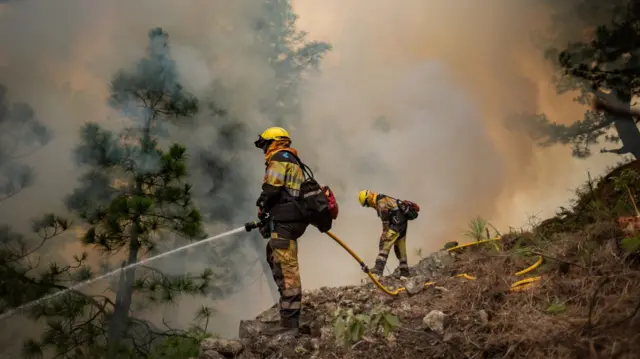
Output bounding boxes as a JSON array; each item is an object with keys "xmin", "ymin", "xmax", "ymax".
[{"xmin": 0, "ymin": 223, "xmax": 264, "ymax": 321}]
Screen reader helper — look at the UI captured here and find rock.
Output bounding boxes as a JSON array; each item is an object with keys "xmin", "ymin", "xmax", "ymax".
[
  {"xmin": 257, "ymin": 304, "xmax": 280, "ymax": 323},
  {"xmin": 265, "ymin": 330, "xmax": 298, "ymax": 349},
  {"xmin": 405, "ymin": 275, "xmax": 428, "ymax": 295},
  {"xmin": 200, "ymin": 245, "xmax": 462, "ymax": 358},
  {"xmin": 198, "ymin": 348, "xmax": 225, "ymax": 359},
  {"xmin": 443, "ymin": 241, "xmax": 459, "ymax": 250},
  {"xmin": 386, "ymin": 333, "xmax": 397, "ymax": 347},
  {"xmin": 200, "ymin": 338, "xmax": 243, "ymax": 357},
  {"xmin": 236, "ymin": 351, "xmax": 259, "ymax": 359},
  {"xmin": 239, "ymin": 319, "xmax": 263, "ymax": 339},
  {"xmin": 422, "ymin": 310, "xmax": 446, "ymax": 334},
  {"xmin": 415, "ymin": 251, "xmax": 454, "ymax": 278},
  {"xmin": 320, "ymin": 326, "xmax": 333, "ymax": 341}
]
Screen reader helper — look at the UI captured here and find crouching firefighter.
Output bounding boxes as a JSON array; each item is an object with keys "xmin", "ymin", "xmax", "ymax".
[
  {"xmin": 358, "ymin": 190, "xmax": 420, "ymax": 279},
  {"xmin": 252, "ymin": 126, "xmax": 339, "ymax": 336}
]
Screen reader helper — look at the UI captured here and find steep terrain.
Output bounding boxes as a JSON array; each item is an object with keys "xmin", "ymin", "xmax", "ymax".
[{"xmin": 199, "ymin": 163, "xmax": 640, "ymax": 359}]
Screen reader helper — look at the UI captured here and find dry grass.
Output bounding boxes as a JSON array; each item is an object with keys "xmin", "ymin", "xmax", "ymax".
[
  {"xmin": 236, "ymin": 216, "xmax": 639, "ymax": 359},
  {"xmin": 325, "ymin": 222, "xmax": 640, "ymax": 359}
]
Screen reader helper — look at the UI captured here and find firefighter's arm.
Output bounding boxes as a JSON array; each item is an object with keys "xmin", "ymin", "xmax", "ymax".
[{"xmin": 256, "ymin": 160, "xmax": 287, "ymax": 212}]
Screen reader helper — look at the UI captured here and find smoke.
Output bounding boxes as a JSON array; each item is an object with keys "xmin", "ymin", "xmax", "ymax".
[
  {"xmin": 0, "ymin": 0, "xmax": 624, "ymax": 346},
  {"xmin": 290, "ymin": 0, "xmax": 618, "ymax": 288}
]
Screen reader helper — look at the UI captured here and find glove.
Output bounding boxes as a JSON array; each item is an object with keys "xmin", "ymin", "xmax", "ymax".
[{"xmin": 258, "ymin": 223, "xmax": 271, "ymax": 239}]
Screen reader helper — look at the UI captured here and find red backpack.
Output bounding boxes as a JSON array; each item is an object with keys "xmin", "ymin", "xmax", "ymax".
[
  {"xmin": 398, "ymin": 200, "xmax": 420, "ymax": 220},
  {"xmin": 322, "ymin": 185, "xmax": 339, "ymax": 220}
]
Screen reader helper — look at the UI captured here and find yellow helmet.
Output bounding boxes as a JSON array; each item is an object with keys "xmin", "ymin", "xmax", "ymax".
[
  {"xmin": 254, "ymin": 126, "xmax": 291, "ymax": 151},
  {"xmin": 358, "ymin": 190, "xmax": 369, "ymax": 207},
  {"xmin": 259, "ymin": 127, "xmax": 290, "ymax": 141}
]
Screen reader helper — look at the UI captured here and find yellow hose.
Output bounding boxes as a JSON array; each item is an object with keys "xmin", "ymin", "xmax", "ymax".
[
  {"xmin": 325, "ymin": 231, "xmax": 404, "ymax": 296},
  {"xmin": 446, "ymin": 237, "xmax": 501, "ymax": 252},
  {"xmin": 325, "ymin": 231, "xmax": 541, "ymax": 296},
  {"xmin": 515, "ymin": 256, "xmax": 543, "ymax": 276},
  {"xmin": 456, "ymin": 273, "xmax": 477, "ymax": 280}
]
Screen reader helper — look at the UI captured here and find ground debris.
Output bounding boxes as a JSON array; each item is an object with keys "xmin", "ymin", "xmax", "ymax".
[{"xmin": 200, "ymin": 217, "xmax": 640, "ymax": 359}]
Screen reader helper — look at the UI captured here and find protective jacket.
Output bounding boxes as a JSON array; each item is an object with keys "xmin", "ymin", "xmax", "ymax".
[
  {"xmin": 365, "ymin": 193, "xmax": 407, "ymax": 230},
  {"xmin": 256, "ymin": 141, "xmax": 306, "ymax": 222}
]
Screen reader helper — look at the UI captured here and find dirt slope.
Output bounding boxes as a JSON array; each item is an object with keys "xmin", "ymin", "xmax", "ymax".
[
  {"xmin": 198, "ymin": 227, "xmax": 639, "ymax": 358},
  {"xmin": 198, "ymin": 163, "xmax": 640, "ymax": 359}
]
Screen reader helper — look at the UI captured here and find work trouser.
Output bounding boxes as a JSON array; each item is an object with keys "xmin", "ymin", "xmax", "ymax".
[
  {"xmin": 373, "ymin": 223, "xmax": 409, "ymax": 276},
  {"xmin": 265, "ymin": 220, "xmax": 308, "ymax": 328}
]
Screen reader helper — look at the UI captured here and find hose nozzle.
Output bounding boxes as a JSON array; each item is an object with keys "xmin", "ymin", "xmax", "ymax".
[
  {"xmin": 244, "ymin": 220, "xmax": 262, "ymax": 232},
  {"xmin": 244, "ymin": 214, "xmax": 269, "ymax": 232}
]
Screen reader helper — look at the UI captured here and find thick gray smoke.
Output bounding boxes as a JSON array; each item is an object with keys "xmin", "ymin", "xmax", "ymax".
[{"xmin": 0, "ymin": 0, "xmax": 625, "ymax": 350}]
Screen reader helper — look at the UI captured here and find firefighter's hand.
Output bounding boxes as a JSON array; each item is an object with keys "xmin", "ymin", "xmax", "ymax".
[
  {"xmin": 258, "ymin": 225, "xmax": 270, "ymax": 239},
  {"xmin": 257, "ymin": 206, "xmax": 264, "ymax": 218}
]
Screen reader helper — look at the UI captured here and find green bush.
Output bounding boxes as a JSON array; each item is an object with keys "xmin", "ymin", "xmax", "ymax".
[
  {"xmin": 332, "ymin": 307, "xmax": 401, "ymax": 346},
  {"xmin": 147, "ymin": 330, "xmax": 211, "ymax": 359}
]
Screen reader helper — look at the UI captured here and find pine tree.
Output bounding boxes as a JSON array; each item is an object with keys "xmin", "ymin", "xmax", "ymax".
[
  {"xmin": 0, "ymin": 87, "xmax": 53, "ymax": 355},
  {"xmin": 9, "ymin": 27, "xmax": 214, "ymax": 359},
  {"xmin": 0, "ymin": 84, "xmax": 51, "ymax": 201},
  {"xmin": 513, "ymin": 0, "xmax": 640, "ymax": 159}
]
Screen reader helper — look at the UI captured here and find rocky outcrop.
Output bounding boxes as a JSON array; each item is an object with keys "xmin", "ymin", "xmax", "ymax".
[
  {"xmin": 197, "ymin": 233, "xmax": 640, "ymax": 359},
  {"xmin": 198, "ymin": 250, "xmax": 458, "ymax": 359}
]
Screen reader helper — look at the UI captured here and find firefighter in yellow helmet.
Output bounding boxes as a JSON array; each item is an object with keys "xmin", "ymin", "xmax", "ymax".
[
  {"xmin": 254, "ymin": 126, "xmax": 309, "ymax": 336},
  {"xmin": 358, "ymin": 190, "xmax": 413, "ymax": 278}
]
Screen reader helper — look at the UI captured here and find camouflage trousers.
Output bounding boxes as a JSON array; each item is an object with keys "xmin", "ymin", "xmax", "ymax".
[
  {"xmin": 266, "ymin": 221, "xmax": 308, "ymax": 327},
  {"xmin": 373, "ymin": 224, "xmax": 409, "ymax": 277}
]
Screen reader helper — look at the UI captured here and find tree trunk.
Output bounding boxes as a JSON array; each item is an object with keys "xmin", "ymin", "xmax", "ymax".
[
  {"xmin": 107, "ymin": 121, "xmax": 151, "ymax": 358},
  {"xmin": 610, "ymin": 89, "xmax": 640, "ymax": 159},
  {"xmin": 107, "ymin": 243, "xmax": 139, "ymax": 358}
]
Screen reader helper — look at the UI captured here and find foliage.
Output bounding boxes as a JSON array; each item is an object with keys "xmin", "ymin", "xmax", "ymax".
[
  {"xmin": 464, "ymin": 216, "xmax": 491, "ymax": 241},
  {"xmin": 612, "ymin": 168, "xmax": 640, "ymax": 216},
  {"xmin": 147, "ymin": 306, "xmax": 214, "ymax": 359},
  {"xmin": 0, "ymin": 215, "xmax": 71, "ymax": 314},
  {"xmin": 8, "ymin": 27, "xmax": 215, "ymax": 359},
  {"xmin": 332, "ymin": 307, "xmax": 401, "ymax": 346},
  {"xmin": 620, "ymin": 236, "xmax": 640, "ymax": 253},
  {"xmin": 254, "ymin": 0, "xmax": 332, "ymax": 126},
  {"xmin": 545, "ymin": 298, "xmax": 567, "ymax": 315},
  {"xmin": 0, "ymin": 84, "xmax": 51, "ymax": 201},
  {"xmin": 514, "ymin": 0, "xmax": 640, "ymax": 159}
]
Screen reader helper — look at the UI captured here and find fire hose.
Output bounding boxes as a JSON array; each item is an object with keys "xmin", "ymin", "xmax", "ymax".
[{"xmin": 244, "ymin": 217, "xmax": 543, "ymax": 296}]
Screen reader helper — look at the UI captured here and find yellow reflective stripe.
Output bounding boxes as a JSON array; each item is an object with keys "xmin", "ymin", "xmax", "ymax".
[
  {"xmin": 264, "ymin": 160, "xmax": 305, "ymax": 193},
  {"xmin": 286, "ymin": 166, "xmax": 304, "ymax": 190},
  {"xmin": 264, "ymin": 161, "xmax": 287, "ymax": 186},
  {"xmin": 283, "ymin": 287, "xmax": 302, "ymax": 296},
  {"xmin": 280, "ymin": 301, "xmax": 301, "ymax": 309}
]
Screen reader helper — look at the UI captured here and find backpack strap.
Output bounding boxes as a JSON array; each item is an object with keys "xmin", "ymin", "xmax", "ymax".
[
  {"xmin": 279, "ymin": 149, "xmax": 315, "ymax": 179},
  {"xmin": 275, "ymin": 149, "xmax": 314, "ymax": 206}
]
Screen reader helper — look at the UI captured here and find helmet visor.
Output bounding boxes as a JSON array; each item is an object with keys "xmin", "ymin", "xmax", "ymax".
[{"xmin": 254, "ymin": 136, "xmax": 269, "ymax": 150}]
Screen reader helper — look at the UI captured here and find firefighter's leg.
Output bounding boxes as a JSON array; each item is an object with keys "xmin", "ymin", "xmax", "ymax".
[
  {"xmin": 373, "ymin": 229, "xmax": 401, "ymax": 275},
  {"xmin": 266, "ymin": 221, "xmax": 307, "ymax": 329},
  {"xmin": 393, "ymin": 230, "xmax": 410, "ymax": 277}
]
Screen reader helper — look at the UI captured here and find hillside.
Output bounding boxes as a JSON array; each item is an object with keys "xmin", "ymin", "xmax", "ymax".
[{"xmin": 198, "ymin": 163, "xmax": 640, "ymax": 359}]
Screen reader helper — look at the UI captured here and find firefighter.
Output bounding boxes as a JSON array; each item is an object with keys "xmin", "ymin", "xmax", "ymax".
[
  {"xmin": 358, "ymin": 190, "xmax": 411, "ymax": 279},
  {"xmin": 254, "ymin": 126, "xmax": 309, "ymax": 336}
]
